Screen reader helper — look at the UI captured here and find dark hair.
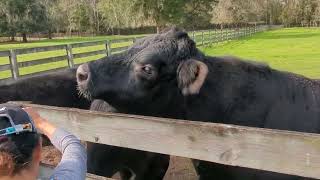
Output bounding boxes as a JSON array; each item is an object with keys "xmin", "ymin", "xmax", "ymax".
[{"xmin": 0, "ymin": 117, "xmax": 40, "ymax": 177}]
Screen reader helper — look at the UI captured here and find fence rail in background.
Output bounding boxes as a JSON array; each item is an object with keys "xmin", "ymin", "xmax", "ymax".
[
  {"xmin": 0, "ymin": 25, "xmax": 281, "ymax": 84},
  {"xmin": 10, "ymin": 102, "xmax": 320, "ymax": 179}
]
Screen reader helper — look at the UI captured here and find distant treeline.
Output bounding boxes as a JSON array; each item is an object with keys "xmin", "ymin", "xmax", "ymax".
[{"xmin": 0, "ymin": 0, "xmax": 319, "ymax": 42}]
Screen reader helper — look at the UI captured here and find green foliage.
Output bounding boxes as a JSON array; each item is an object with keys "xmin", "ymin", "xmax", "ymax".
[
  {"xmin": 0, "ymin": 0, "xmax": 48, "ymax": 41},
  {"xmin": 181, "ymin": 0, "xmax": 217, "ymax": 29},
  {"xmin": 133, "ymin": 0, "xmax": 184, "ymax": 31},
  {"xmin": 0, "ymin": 0, "xmax": 320, "ymax": 40}
]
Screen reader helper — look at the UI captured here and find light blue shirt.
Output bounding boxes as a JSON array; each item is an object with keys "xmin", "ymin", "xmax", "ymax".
[{"xmin": 49, "ymin": 129, "xmax": 87, "ymax": 180}]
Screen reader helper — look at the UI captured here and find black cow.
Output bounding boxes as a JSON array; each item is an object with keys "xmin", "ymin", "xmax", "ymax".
[
  {"xmin": 0, "ymin": 69, "xmax": 169, "ymax": 180},
  {"xmin": 0, "ymin": 68, "xmax": 90, "ymax": 108},
  {"xmin": 77, "ymin": 27, "xmax": 320, "ymax": 180}
]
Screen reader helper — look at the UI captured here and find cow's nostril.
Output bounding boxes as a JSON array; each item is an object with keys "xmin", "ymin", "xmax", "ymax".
[
  {"xmin": 77, "ymin": 64, "xmax": 90, "ymax": 84},
  {"xmin": 78, "ymin": 72, "xmax": 88, "ymax": 82}
]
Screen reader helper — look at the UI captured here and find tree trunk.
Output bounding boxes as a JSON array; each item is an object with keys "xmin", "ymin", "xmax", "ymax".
[
  {"xmin": 10, "ymin": 35, "xmax": 15, "ymax": 42},
  {"xmin": 117, "ymin": 28, "xmax": 121, "ymax": 35},
  {"xmin": 156, "ymin": 26, "xmax": 160, "ymax": 34},
  {"xmin": 48, "ymin": 30, "xmax": 52, "ymax": 39},
  {"xmin": 22, "ymin": 33, "xmax": 27, "ymax": 43}
]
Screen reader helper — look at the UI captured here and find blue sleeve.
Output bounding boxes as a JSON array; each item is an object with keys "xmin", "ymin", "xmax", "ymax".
[{"xmin": 49, "ymin": 128, "xmax": 87, "ymax": 180}]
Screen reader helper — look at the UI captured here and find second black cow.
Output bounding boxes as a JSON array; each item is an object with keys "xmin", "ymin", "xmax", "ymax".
[{"xmin": 77, "ymin": 28, "xmax": 320, "ymax": 180}]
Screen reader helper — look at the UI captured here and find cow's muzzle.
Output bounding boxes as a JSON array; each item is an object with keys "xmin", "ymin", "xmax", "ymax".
[{"xmin": 77, "ymin": 63, "xmax": 90, "ymax": 88}]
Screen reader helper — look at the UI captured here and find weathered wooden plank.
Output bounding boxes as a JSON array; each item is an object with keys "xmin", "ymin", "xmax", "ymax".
[
  {"xmin": 18, "ymin": 67, "xmax": 68, "ymax": 79},
  {"xmin": 18, "ymin": 55, "xmax": 67, "ymax": 68},
  {"xmin": 86, "ymin": 173, "xmax": 115, "ymax": 180},
  {"xmin": 111, "ymin": 38, "xmax": 134, "ymax": 44},
  {"xmin": 71, "ymin": 40, "xmax": 107, "ymax": 48},
  {"xmin": 13, "ymin": 103, "xmax": 320, "ymax": 179},
  {"xmin": 0, "ymin": 50, "xmax": 9, "ymax": 57},
  {"xmin": 39, "ymin": 164, "xmax": 114, "ymax": 180},
  {"xmin": 111, "ymin": 46, "xmax": 129, "ymax": 53},
  {"xmin": 15, "ymin": 45, "xmax": 66, "ymax": 55},
  {"xmin": 0, "ymin": 64, "xmax": 10, "ymax": 71},
  {"xmin": 73, "ymin": 49, "xmax": 106, "ymax": 59}
]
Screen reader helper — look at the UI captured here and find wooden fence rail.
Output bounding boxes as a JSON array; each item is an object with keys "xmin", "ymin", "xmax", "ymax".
[
  {"xmin": 0, "ymin": 25, "xmax": 281, "ymax": 84},
  {"xmin": 11, "ymin": 102, "xmax": 320, "ymax": 179}
]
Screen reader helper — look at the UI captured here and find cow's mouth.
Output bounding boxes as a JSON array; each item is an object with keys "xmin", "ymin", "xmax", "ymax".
[{"xmin": 77, "ymin": 85, "xmax": 92, "ymax": 100}]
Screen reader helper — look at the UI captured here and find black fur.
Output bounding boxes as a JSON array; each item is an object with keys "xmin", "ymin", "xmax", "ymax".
[
  {"xmin": 0, "ymin": 68, "xmax": 90, "ymax": 109},
  {"xmin": 78, "ymin": 28, "xmax": 320, "ymax": 180},
  {"xmin": 88, "ymin": 100, "xmax": 170, "ymax": 180}
]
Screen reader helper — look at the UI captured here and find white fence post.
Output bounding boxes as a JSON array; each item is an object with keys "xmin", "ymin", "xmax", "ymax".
[
  {"xmin": 9, "ymin": 49, "xmax": 19, "ymax": 80},
  {"xmin": 106, "ymin": 40, "xmax": 112, "ymax": 56},
  {"xmin": 66, "ymin": 44, "xmax": 74, "ymax": 68}
]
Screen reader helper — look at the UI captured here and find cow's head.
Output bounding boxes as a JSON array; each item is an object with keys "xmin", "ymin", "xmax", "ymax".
[{"xmin": 77, "ymin": 28, "xmax": 208, "ymax": 117}]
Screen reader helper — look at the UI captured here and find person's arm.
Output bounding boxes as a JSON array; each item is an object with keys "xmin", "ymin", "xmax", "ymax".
[
  {"xmin": 24, "ymin": 108, "xmax": 87, "ymax": 180},
  {"xmin": 49, "ymin": 128, "xmax": 87, "ymax": 180}
]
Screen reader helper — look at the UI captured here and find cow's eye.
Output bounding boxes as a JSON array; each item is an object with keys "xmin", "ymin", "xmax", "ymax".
[{"xmin": 142, "ymin": 65, "xmax": 153, "ymax": 75}]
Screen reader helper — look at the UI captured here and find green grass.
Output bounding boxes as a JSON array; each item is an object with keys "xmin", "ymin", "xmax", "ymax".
[
  {"xmin": 201, "ymin": 28, "xmax": 320, "ymax": 78},
  {"xmin": 0, "ymin": 35, "xmax": 145, "ymax": 79}
]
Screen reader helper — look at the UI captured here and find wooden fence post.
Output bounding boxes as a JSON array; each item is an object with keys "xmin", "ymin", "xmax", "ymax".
[
  {"xmin": 9, "ymin": 49, "xmax": 19, "ymax": 80},
  {"xmin": 106, "ymin": 40, "xmax": 112, "ymax": 56},
  {"xmin": 244, "ymin": 25, "xmax": 247, "ymax": 36},
  {"xmin": 225, "ymin": 27, "xmax": 228, "ymax": 40},
  {"xmin": 208, "ymin": 29, "xmax": 211, "ymax": 45},
  {"xmin": 133, "ymin": 37, "xmax": 137, "ymax": 43},
  {"xmin": 192, "ymin": 31, "xmax": 195, "ymax": 41},
  {"xmin": 232, "ymin": 26, "xmax": 234, "ymax": 39},
  {"xmin": 214, "ymin": 29, "xmax": 217, "ymax": 44},
  {"xmin": 66, "ymin": 44, "xmax": 74, "ymax": 68},
  {"xmin": 255, "ymin": 24, "xmax": 257, "ymax": 33},
  {"xmin": 201, "ymin": 31, "xmax": 204, "ymax": 46},
  {"xmin": 226, "ymin": 27, "xmax": 228, "ymax": 40},
  {"xmin": 221, "ymin": 28, "xmax": 223, "ymax": 42}
]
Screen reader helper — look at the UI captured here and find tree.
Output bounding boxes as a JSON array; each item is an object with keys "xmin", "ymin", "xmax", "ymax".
[
  {"xmin": 98, "ymin": 0, "xmax": 134, "ymax": 34},
  {"xmin": 313, "ymin": 0, "xmax": 320, "ymax": 26},
  {"xmin": 133, "ymin": 0, "xmax": 187, "ymax": 33},
  {"xmin": 0, "ymin": 0, "xmax": 48, "ymax": 42},
  {"xmin": 181, "ymin": 0, "xmax": 217, "ymax": 30}
]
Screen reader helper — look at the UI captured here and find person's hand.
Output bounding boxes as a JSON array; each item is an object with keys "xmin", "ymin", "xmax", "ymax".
[
  {"xmin": 23, "ymin": 107, "xmax": 43, "ymax": 128},
  {"xmin": 23, "ymin": 107, "xmax": 57, "ymax": 139}
]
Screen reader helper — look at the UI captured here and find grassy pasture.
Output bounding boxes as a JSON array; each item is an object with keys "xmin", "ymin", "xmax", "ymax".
[{"xmin": 202, "ymin": 28, "xmax": 320, "ymax": 78}]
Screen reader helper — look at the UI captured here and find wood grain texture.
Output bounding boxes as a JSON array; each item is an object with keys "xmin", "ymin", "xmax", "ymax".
[
  {"xmin": 11, "ymin": 103, "xmax": 320, "ymax": 179},
  {"xmin": 0, "ymin": 64, "xmax": 10, "ymax": 71},
  {"xmin": 17, "ymin": 55, "xmax": 67, "ymax": 68},
  {"xmin": 73, "ymin": 49, "xmax": 106, "ymax": 59},
  {"xmin": 111, "ymin": 46, "xmax": 129, "ymax": 53},
  {"xmin": 71, "ymin": 40, "xmax": 107, "ymax": 48},
  {"xmin": 0, "ymin": 50, "xmax": 9, "ymax": 57}
]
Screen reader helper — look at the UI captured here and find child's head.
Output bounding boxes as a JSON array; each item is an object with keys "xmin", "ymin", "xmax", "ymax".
[{"xmin": 0, "ymin": 105, "xmax": 41, "ymax": 177}]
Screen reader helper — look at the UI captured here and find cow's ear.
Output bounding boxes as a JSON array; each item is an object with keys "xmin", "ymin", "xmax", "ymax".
[{"xmin": 177, "ymin": 59, "xmax": 208, "ymax": 96}]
